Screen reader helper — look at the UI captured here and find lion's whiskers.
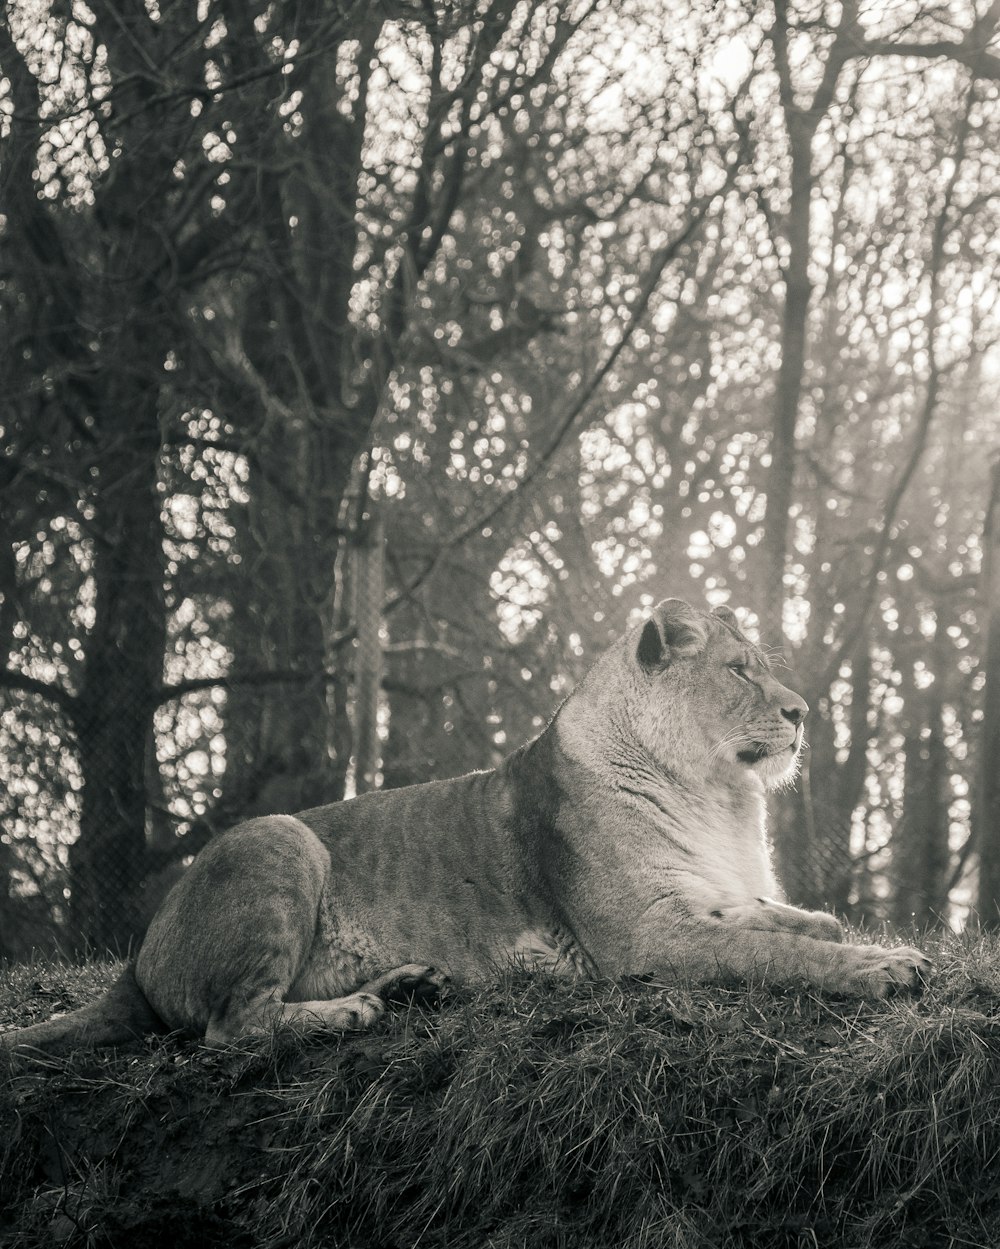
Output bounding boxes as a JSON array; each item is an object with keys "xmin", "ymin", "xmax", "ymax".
[
  {"xmin": 709, "ymin": 728, "xmax": 755, "ymax": 763},
  {"xmin": 758, "ymin": 643, "xmax": 791, "ymax": 672}
]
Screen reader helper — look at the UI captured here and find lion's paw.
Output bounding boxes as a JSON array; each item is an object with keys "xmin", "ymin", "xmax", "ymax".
[
  {"xmin": 796, "ymin": 909, "xmax": 845, "ymax": 943},
  {"xmin": 849, "ymin": 945, "xmax": 931, "ymax": 997},
  {"xmin": 336, "ymin": 991, "xmax": 386, "ymax": 1030},
  {"xmin": 359, "ymin": 963, "xmax": 449, "ymax": 1005}
]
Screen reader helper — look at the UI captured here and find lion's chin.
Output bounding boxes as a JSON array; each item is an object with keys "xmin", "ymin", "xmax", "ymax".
[{"xmin": 753, "ymin": 743, "xmax": 802, "ymax": 791}]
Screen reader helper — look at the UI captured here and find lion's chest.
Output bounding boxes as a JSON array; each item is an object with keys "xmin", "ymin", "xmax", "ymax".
[
  {"xmin": 630, "ymin": 788, "xmax": 777, "ymax": 911},
  {"xmin": 574, "ymin": 784, "xmax": 776, "ymax": 924}
]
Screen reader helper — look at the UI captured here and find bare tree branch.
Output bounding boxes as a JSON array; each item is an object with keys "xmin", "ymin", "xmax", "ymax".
[
  {"xmin": 0, "ymin": 670, "xmax": 77, "ymax": 716},
  {"xmin": 819, "ymin": 81, "xmax": 980, "ymax": 689}
]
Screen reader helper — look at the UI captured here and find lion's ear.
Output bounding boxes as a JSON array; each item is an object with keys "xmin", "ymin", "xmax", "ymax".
[
  {"xmin": 637, "ymin": 618, "xmax": 667, "ymax": 669},
  {"xmin": 711, "ymin": 604, "xmax": 740, "ymax": 630},
  {"xmin": 638, "ymin": 599, "xmax": 707, "ymax": 669}
]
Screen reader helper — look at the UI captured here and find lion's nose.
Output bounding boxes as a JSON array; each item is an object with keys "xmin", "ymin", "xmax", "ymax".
[{"xmin": 781, "ymin": 696, "xmax": 808, "ymax": 726}]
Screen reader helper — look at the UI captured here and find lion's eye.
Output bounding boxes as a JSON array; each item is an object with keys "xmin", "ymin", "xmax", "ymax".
[{"xmin": 729, "ymin": 662, "xmax": 751, "ymax": 682}]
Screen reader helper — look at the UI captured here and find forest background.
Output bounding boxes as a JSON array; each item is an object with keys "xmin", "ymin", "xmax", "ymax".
[{"xmin": 3, "ymin": 0, "xmax": 1000, "ymax": 955}]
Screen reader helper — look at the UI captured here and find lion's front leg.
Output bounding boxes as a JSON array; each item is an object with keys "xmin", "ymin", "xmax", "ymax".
[
  {"xmin": 638, "ymin": 903, "xmax": 930, "ymax": 997},
  {"xmin": 710, "ymin": 898, "xmax": 844, "ymax": 943}
]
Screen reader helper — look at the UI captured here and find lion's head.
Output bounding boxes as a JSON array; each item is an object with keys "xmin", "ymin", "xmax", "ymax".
[
  {"xmin": 565, "ymin": 598, "xmax": 808, "ymax": 791},
  {"xmin": 633, "ymin": 598, "xmax": 807, "ymax": 788}
]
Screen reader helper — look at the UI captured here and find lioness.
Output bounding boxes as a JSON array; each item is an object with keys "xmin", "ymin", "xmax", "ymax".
[{"xmin": 5, "ymin": 598, "xmax": 929, "ymax": 1057}]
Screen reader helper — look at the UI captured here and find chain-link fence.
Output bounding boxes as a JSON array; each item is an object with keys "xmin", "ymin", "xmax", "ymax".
[{"xmin": 1, "ymin": 683, "xmax": 971, "ymax": 961}]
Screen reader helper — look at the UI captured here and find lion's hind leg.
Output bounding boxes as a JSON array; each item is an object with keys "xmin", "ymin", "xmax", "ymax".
[
  {"xmin": 204, "ymin": 963, "xmax": 444, "ymax": 1045},
  {"xmin": 205, "ymin": 989, "xmax": 383, "ymax": 1044}
]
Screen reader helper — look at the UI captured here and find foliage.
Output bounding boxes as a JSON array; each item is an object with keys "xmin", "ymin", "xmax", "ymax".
[
  {"xmin": 3, "ymin": 934, "xmax": 1000, "ymax": 1248},
  {"xmin": 3, "ymin": 1, "xmax": 1000, "ymax": 949}
]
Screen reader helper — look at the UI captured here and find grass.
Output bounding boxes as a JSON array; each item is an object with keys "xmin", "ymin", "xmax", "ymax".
[{"xmin": 2, "ymin": 930, "xmax": 1000, "ymax": 1248}]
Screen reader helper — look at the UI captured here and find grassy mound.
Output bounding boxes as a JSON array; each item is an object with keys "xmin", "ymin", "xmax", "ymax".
[{"xmin": 3, "ymin": 932, "xmax": 1000, "ymax": 1248}]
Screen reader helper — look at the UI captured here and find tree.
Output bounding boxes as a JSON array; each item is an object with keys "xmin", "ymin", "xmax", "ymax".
[
  {"xmin": 1, "ymin": 3, "xmax": 225, "ymax": 947},
  {"xmin": 728, "ymin": 1, "xmax": 1000, "ymax": 905},
  {"xmin": 0, "ymin": 0, "xmax": 609, "ymax": 948}
]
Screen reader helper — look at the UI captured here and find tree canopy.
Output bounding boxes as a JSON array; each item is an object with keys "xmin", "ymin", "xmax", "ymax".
[{"xmin": 3, "ymin": 0, "xmax": 1000, "ymax": 952}]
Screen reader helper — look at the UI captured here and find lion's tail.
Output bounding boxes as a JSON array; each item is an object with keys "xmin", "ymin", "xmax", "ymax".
[{"xmin": 2, "ymin": 963, "xmax": 164, "ymax": 1061}]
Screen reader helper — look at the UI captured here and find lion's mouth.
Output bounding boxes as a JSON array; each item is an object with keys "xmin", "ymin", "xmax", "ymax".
[{"xmin": 737, "ymin": 729, "xmax": 802, "ymax": 765}]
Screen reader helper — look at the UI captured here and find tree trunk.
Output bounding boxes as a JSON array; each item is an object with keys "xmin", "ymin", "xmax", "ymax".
[
  {"xmin": 56, "ymin": 4, "xmax": 185, "ymax": 950},
  {"xmin": 215, "ymin": 9, "xmax": 378, "ymax": 818},
  {"xmin": 352, "ymin": 513, "xmax": 385, "ymax": 794},
  {"xmin": 222, "ymin": 431, "xmax": 349, "ymax": 816},
  {"xmin": 893, "ymin": 639, "xmax": 950, "ymax": 927},
  {"xmin": 71, "ymin": 406, "xmax": 166, "ymax": 951},
  {"xmin": 760, "ymin": 111, "xmax": 814, "ymax": 648},
  {"xmin": 764, "ymin": 2, "xmax": 856, "ymax": 888},
  {"xmin": 975, "ymin": 460, "xmax": 1000, "ymax": 924},
  {"xmin": 793, "ymin": 643, "xmax": 874, "ymax": 916}
]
